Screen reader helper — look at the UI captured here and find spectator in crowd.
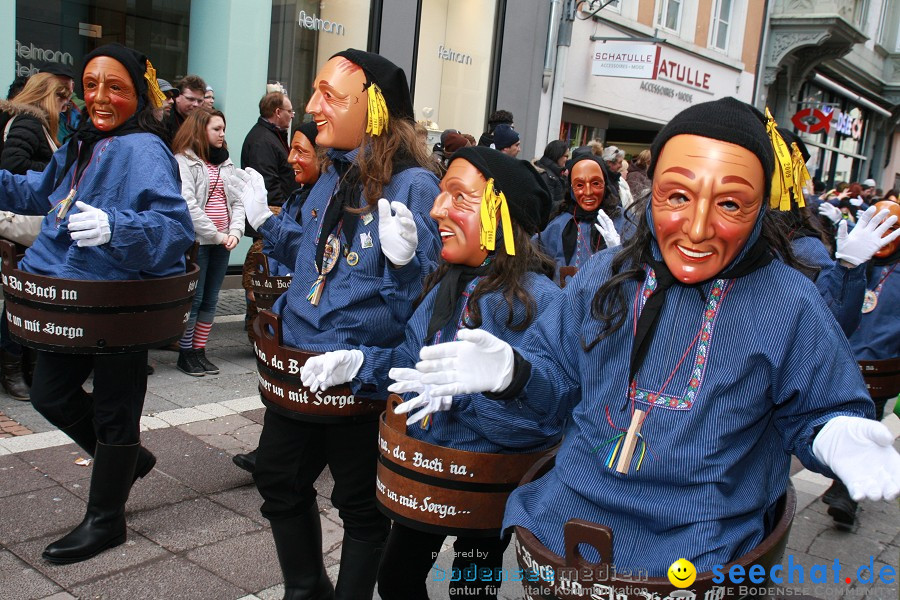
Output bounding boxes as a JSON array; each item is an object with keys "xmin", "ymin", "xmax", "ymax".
[
  {"xmin": 6, "ymin": 75, "xmax": 29, "ymax": 100},
  {"xmin": 172, "ymin": 108, "xmax": 245, "ymax": 377},
  {"xmin": 239, "ymin": 91, "xmax": 299, "ymax": 330},
  {"xmin": 478, "ymin": 109, "xmax": 514, "ymax": 147},
  {"xmin": 163, "ymin": 74, "xmax": 207, "ymax": 144},
  {"xmin": 203, "ymin": 85, "xmax": 215, "ymax": 109},
  {"xmin": 626, "ymin": 149, "xmax": 651, "ymax": 202},
  {"xmin": 492, "ymin": 123, "xmax": 520, "ymax": 157},
  {"xmin": 433, "ymin": 130, "xmax": 469, "ymax": 176},
  {"xmin": 156, "ymin": 78, "xmax": 177, "ymax": 117},
  {"xmin": 861, "ymin": 178, "xmax": 877, "ymax": 202},
  {"xmin": 39, "ymin": 64, "xmax": 79, "ymax": 144},
  {"xmin": 533, "ymin": 139, "xmax": 569, "ymax": 211}
]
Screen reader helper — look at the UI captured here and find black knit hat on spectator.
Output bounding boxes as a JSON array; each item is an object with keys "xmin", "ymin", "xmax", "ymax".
[
  {"xmin": 491, "ymin": 123, "xmax": 519, "ymax": 151},
  {"xmin": 650, "ymin": 97, "xmax": 774, "ymax": 204},
  {"xmin": 450, "ymin": 146, "xmax": 552, "ymax": 256},
  {"xmin": 331, "ymin": 49, "xmax": 414, "ymax": 136},
  {"xmin": 298, "ymin": 120, "xmax": 319, "ymax": 149}
]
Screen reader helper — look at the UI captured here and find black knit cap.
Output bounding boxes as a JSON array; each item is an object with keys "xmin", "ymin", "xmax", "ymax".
[
  {"xmin": 450, "ymin": 146, "xmax": 552, "ymax": 235},
  {"xmin": 331, "ymin": 49, "xmax": 414, "ymax": 121},
  {"xmin": 649, "ymin": 97, "xmax": 774, "ymax": 202},
  {"xmin": 81, "ymin": 43, "xmax": 151, "ymax": 110},
  {"xmin": 298, "ymin": 120, "xmax": 319, "ymax": 149}
]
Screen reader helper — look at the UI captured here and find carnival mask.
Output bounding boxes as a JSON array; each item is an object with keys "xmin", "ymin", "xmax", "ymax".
[
  {"xmin": 874, "ymin": 200, "xmax": 900, "ymax": 258},
  {"xmin": 571, "ymin": 160, "xmax": 607, "ymax": 212},
  {"xmin": 305, "ymin": 57, "xmax": 368, "ymax": 150},
  {"xmin": 431, "ymin": 159, "xmax": 490, "ymax": 267},
  {"xmin": 82, "ymin": 56, "xmax": 138, "ymax": 132},
  {"xmin": 288, "ymin": 130, "xmax": 319, "ymax": 186}
]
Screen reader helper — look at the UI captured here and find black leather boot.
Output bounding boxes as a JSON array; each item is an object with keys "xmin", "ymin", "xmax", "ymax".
[
  {"xmin": 177, "ymin": 349, "xmax": 205, "ymax": 377},
  {"xmin": 42, "ymin": 441, "xmax": 139, "ymax": 564},
  {"xmin": 60, "ymin": 411, "xmax": 156, "ymax": 483},
  {"xmin": 232, "ymin": 449, "xmax": 257, "ymax": 474},
  {"xmin": 22, "ymin": 347, "xmax": 37, "ymax": 387},
  {"xmin": 1, "ymin": 350, "xmax": 30, "ymax": 401},
  {"xmin": 270, "ymin": 505, "xmax": 334, "ymax": 600},
  {"xmin": 334, "ymin": 534, "xmax": 384, "ymax": 600},
  {"xmin": 825, "ymin": 479, "xmax": 857, "ymax": 527}
]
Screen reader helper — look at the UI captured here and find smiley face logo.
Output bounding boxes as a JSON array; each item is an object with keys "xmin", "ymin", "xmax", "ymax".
[{"xmin": 667, "ymin": 558, "xmax": 697, "ymax": 588}]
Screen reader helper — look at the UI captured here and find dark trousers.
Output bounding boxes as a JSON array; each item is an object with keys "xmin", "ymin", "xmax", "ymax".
[
  {"xmin": 253, "ymin": 408, "xmax": 389, "ymax": 543},
  {"xmin": 378, "ymin": 522, "xmax": 510, "ymax": 599},
  {"xmin": 30, "ymin": 350, "xmax": 148, "ymax": 445}
]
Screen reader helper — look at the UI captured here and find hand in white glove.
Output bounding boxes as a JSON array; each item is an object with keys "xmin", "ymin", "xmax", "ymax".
[
  {"xmin": 68, "ymin": 201, "xmax": 111, "ymax": 247},
  {"xmin": 377, "ymin": 198, "xmax": 418, "ymax": 267},
  {"xmin": 594, "ymin": 209, "xmax": 621, "ymax": 248},
  {"xmin": 388, "ymin": 368, "xmax": 453, "ymax": 426},
  {"xmin": 299, "ymin": 349, "xmax": 364, "ymax": 393},
  {"xmin": 848, "ymin": 196, "xmax": 864, "ymax": 207},
  {"xmin": 818, "ymin": 202, "xmax": 842, "ymax": 224},
  {"xmin": 813, "ymin": 415, "xmax": 900, "ymax": 501},
  {"xmin": 416, "ymin": 329, "xmax": 514, "ymax": 397},
  {"xmin": 234, "ymin": 168, "xmax": 272, "ymax": 230},
  {"xmin": 834, "ymin": 207, "xmax": 900, "ymax": 266}
]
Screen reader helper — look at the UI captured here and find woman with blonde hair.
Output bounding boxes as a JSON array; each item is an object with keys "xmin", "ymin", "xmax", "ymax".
[
  {"xmin": 171, "ymin": 108, "xmax": 245, "ymax": 376},
  {"xmin": 0, "ymin": 72, "xmax": 69, "ymax": 174}
]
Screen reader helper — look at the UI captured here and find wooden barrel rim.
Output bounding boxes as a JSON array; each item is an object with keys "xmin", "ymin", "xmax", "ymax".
[
  {"xmin": 859, "ymin": 358, "xmax": 900, "ymax": 374},
  {"xmin": 513, "ymin": 454, "xmax": 796, "ymax": 599}
]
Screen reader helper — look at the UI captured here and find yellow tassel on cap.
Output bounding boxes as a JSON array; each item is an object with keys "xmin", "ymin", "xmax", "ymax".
[
  {"xmin": 766, "ymin": 107, "xmax": 810, "ymax": 211},
  {"xmin": 366, "ymin": 83, "xmax": 389, "ymax": 136},
  {"xmin": 480, "ymin": 179, "xmax": 516, "ymax": 256},
  {"xmin": 144, "ymin": 60, "xmax": 166, "ymax": 109}
]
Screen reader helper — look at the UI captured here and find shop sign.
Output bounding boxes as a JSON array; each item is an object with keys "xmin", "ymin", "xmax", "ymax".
[
  {"xmin": 15, "ymin": 40, "xmax": 74, "ymax": 77},
  {"xmin": 592, "ymin": 42, "xmax": 659, "ymax": 79},
  {"xmin": 790, "ymin": 106, "xmax": 864, "ymax": 139},
  {"xmin": 438, "ymin": 45, "xmax": 472, "ymax": 66},
  {"xmin": 654, "ymin": 52, "xmax": 712, "ymax": 92},
  {"xmin": 298, "ymin": 10, "xmax": 345, "ymax": 35}
]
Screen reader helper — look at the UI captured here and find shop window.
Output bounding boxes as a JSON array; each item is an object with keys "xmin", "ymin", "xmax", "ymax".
[
  {"xmin": 15, "ymin": 0, "xmax": 190, "ymax": 82},
  {"xmin": 656, "ymin": 0, "xmax": 682, "ymax": 33},
  {"xmin": 268, "ymin": 0, "xmax": 370, "ymax": 129},
  {"xmin": 710, "ymin": 0, "xmax": 732, "ymax": 52},
  {"xmin": 412, "ymin": 0, "xmax": 498, "ymax": 142}
]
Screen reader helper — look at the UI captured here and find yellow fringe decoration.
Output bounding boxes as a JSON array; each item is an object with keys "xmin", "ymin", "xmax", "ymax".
[
  {"xmin": 766, "ymin": 107, "xmax": 809, "ymax": 210},
  {"xmin": 480, "ymin": 178, "xmax": 516, "ymax": 256},
  {"xmin": 366, "ymin": 83, "xmax": 389, "ymax": 136},
  {"xmin": 144, "ymin": 60, "xmax": 166, "ymax": 109}
]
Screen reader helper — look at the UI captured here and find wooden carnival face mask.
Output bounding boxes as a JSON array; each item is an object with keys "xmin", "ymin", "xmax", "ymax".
[
  {"xmin": 288, "ymin": 130, "xmax": 319, "ymax": 186},
  {"xmin": 874, "ymin": 200, "xmax": 900, "ymax": 258},
  {"xmin": 652, "ymin": 135, "xmax": 764, "ymax": 284},
  {"xmin": 82, "ymin": 56, "xmax": 138, "ymax": 132},
  {"xmin": 305, "ymin": 57, "xmax": 368, "ymax": 150},
  {"xmin": 571, "ymin": 160, "xmax": 606, "ymax": 212},
  {"xmin": 431, "ymin": 159, "xmax": 489, "ymax": 267}
]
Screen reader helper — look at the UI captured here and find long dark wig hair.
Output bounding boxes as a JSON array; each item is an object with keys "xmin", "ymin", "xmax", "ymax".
[
  {"xmin": 421, "ymin": 223, "xmax": 556, "ymax": 333},
  {"xmin": 582, "ymin": 195, "xmax": 804, "ymax": 351}
]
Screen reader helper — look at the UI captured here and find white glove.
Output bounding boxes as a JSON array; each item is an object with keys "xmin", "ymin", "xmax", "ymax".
[
  {"xmin": 813, "ymin": 415, "xmax": 900, "ymax": 501},
  {"xmin": 388, "ymin": 368, "xmax": 453, "ymax": 426},
  {"xmin": 299, "ymin": 349, "xmax": 364, "ymax": 393},
  {"xmin": 594, "ymin": 209, "xmax": 621, "ymax": 248},
  {"xmin": 68, "ymin": 201, "xmax": 111, "ymax": 247},
  {"xmin": 417, "ymin": 329, "xmax": 514, "ymax": 397},
  {"xmin": 834, "ymin": 207, "xmax": 900, "ymax": 267},
  {"xmin": 377, "ymin": 198, "xmax": 418, "ymax": 267},
  {"xmin": 849, "ymin": 196, "xmax": 864, "ymax": 207},
  {"xmin": 234, "ymin": 168, "xmax": 272, "ymax": 230},
  {"xmin": 818, "ymin": 202, "xmax": 842, "ymax": 224}
]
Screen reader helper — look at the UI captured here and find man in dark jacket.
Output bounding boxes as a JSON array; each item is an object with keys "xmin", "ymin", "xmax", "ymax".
[
  {"xmin": 162, "ymin": 74, "xmax": 206, "ymax": 146},
  {"xmin": 239, "ymin": 91, "xmax": 300, "ymax": 327},
  {"xmin": 477, "ymin": 109, "xmax": 514, "ymax": 147}
]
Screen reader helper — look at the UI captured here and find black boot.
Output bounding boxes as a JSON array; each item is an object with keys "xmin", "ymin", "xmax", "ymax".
[
  {"xmin": 270, "ymin": 505, "xmax": 334, "ymax": 600},
  {"xmin": 825, "ymin": 479, "xmax": 857, "ymax": 527},
  {"xmin": 22, "ymin": 347, "xmax": 37, "ymax": 387},
  {"xmin": 60, "ymin": 411, "xmax": 156, "ymax": 483},
  {"xmin": 177, "ymin": 349, "xmax": 205, "ymax": 377},
  {"xmin": 42, "ymin": 441, "xmax": 139, "ymax": 564},
  {"xmin": 334, "ymin": 534, "xmax": 384, "ymax": 600},
  {"xmin": 194, "ymin": 348, "xmax": 220, "ymax": 374},
  {"xmin": 1, "ymin": 350, "xmax": 30, "ymax": 401},
  {"xmin": 232, "ymin": 449, "xmax": 257, "ymax": 474}
]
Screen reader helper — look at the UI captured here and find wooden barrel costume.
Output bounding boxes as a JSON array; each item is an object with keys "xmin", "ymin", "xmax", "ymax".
[
  {"xmin": 0, "ymin": 241, "xmax": 200, "ymax": 353},
  {"xmin": 248, "ymin": 252, "xmax": 291, "ymax": 311},
  {"xmin": 376, "ymin": 394, "xmax": 558, "ymax": 537},
  {"xmin": 558, "ymin": 266, "xmax": 577, "ymax": 289},
  {"xmin": 251, "ymin": 309, "xmax": 382, "ymax": 422},
  {"xmin": 858, "ymin": 358, "xmax": 900, "ymax": 399},
  {"xmin": 513, "ymin": 454, "xmax": 796, "ymax": 600}
]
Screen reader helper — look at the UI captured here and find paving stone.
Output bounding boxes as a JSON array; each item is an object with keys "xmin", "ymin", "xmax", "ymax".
[
  {"xmin": 808, "ymin": 526, "xmax": 887, "ymax": 568},
  {"xmin": 0, "ymin": 454, "xmax": 57, "ymax": 497},
  {"xmin": 242, "ymin": 408, "xmax": 265, "ymax": 425},
  {"xmin": 69, "ymin": 555, "xmax": 244, "ymax": 600},
  {"xmin": 0, "ymin": 549, "xmax": 61, "ymax": 600},
  {"xmin": 36, "ymin": 593, "xmax": 76, "ymax": 600},
  {"xmin": 185, "ymin": 529, "xmax": 282, "ymax": 592},
  {"xmin": 18, "ymin": 444, "xmax": 95, "ymax": 485},
  {"xmin": 208, "ymin": 484, "xmax": 267, "ymax": 526},
  {"xmin": 128, "ymin": 497, "xmax": 261, "ymax": 552},
  {"xmin": 179, "ymin": 414, "xmax": 256, "ymax": 438},
  {"xmin": 140, "ymin": 427, "xmax": 254, "ymax": 494},
  {"xmin": 64, "ymin": 468, "xmax": 201, "ymax": 514},
  {"xmin": 10, "ymin": 530, "xmax": 170, "ymax": 587},
  {"xmin": 141, "ymin": 392, "xmax": 181, "ymax": 415},
  {"xmin": 0, "ymin": 486, "xmax": 85, "ymax": 545}
]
